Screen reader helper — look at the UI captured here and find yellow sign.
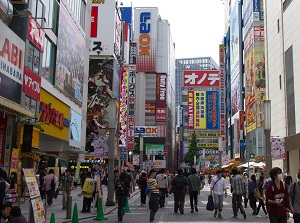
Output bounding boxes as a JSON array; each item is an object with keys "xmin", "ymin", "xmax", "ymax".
[
  {"xmin": 188, "ymin": 143, "xmax": 218, "ymax": 148},
  {"xmin": 194, "ymin": 91, "xmax": 206, "ymax": 129},
  {"xmin": 71, "ymin": 165, "xmax": 89, "ymax": 169},
  {"xmin": 92, "ymin": 0, "xmax": 104, "ymax": 3},
  {"xmin": 39, "ymin": 89, "xmax": 69, "ymax": 141},
  {"xmin": 187, "ymin": 132, "xmax": 219, "ymax": 137}
]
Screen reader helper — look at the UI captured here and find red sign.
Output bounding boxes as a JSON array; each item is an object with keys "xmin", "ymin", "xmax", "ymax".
[
  {"xmin": 183, "ymin": 70, "xmax": 220, "ymax": 87},
  {"xmin": 156, "ymin": 108, "xmax": 166, "ymax": 122},
  {"xmin": 254, "ymin": 26, "xmax": 264, "ymax": 42},
  {"xmin": 156, "ymin": 74, "xmax": 167, "ymax": 122},
  {"xmin": 90, "ymin": 6, "xmax": 98, "ymax": 38},
  {"xmin": 239, "ymin": 110, "xmax": 244, "ymax": 130},
  {"xmin": 163, "ymin": 150, "xmax": 168, "ymax": 156},
  {"xmin": 28, "ymin": 16, "xmax": 45, "ymax": 52},
  {"xmin": 23, "ymin": 66, "xmax": 41, "ymax": 101},
  {"xmin": 188, "ymin": 91, "xmax": 194, "ymax": 129},
  {"xmin": 39, "ymin": 102, "xmax": 65, "ymax": 129}
]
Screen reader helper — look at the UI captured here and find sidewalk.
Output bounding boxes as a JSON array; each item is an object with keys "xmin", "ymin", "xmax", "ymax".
[{"xmin": 20, "ymin": 185, "xmax": 140, "ymax": 223}]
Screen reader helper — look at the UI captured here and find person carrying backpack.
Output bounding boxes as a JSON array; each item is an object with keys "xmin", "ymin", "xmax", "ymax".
[
  {"xmin": 289, "ymin": 171, "xmax": 300, "ymax": 222},
  {"xmin": 169, "ymin": 169, "xmax": 189, "ymax": 214},
  {"xmin": 115, "ymin": 171, "xmax": 130, "ymax": 221}
]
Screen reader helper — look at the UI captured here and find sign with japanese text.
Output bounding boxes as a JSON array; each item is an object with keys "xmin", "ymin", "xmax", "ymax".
[
  {"xmin": 90, "ymin": 6, "xmax": 98, "ymax": 37},
  {"xmin": 179, "ymin": 127, "xmax": 183, "ymax": 164},
  {"xmin": 188, "ymin": 91, "xmax": 194, "ymax": 129},
  {"xmin": 188, "ymin": 132, "xmax": 220, "ymax": 137},
  {"xmin": 254, "ymin": 26, "xmax": 264, "ymax": 42},
  {"xmin": 153, "ymin": 160, "xmax": 166, "ymax": 168},
  {"xmin": 183, "ymin": 70, "xmax": 219, "ymax": 87},
  {"xmin": 206, "ymin": 91, "xmax": 219, "ymax": 129},
  {"xmin": 94, "ymin": 135, "xmax": 109, "ymax": 158},
  {"xmin": 28, "ymin": 16, "xmax": 45, "ymax": 52},
  {"xmin": 23, "ymin": 66, "xmax": 41, "ymax": 101},
  {"xmin": 271, "ymin": 138, "xmax": 285, "ymax": 159},
  {"xmin": 145, "ymin": 102, "xmax": 155, "ymax": 115},
  {"xmin": 119, "ymin": 70, "xmax": 128, "ymax": 148},
  {"xmin": 246, "ymin": 102, "xmax": 256, "ymax": 133},
  {"xmin": 127, "ymin": 69, "xmax": 136, "ymax": 150},
  {"xmin": 39, "ymin": 102, "xmax": 69, "ymax": 129},
  {"xmin": 219, "ymin": 45, "xmax": 226, "ymax": 148},
  {"xmin": 194, "ymin": 91, "xmax": 206, "ymax": 129},
  {"xmin": 156, "ymin": 74, "xmax": 167, "ymax": 122}
]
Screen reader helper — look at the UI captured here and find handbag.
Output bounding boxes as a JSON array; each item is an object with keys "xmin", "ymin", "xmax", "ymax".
[
  {"xmin": 54, "ymin": 188, "xmax": 60, "ymax": 199},
  {"xmin": 206, "ymin": 195, "xmax": 214, "ymax": 211},
  {"xmin": 145, "ymin": 186, "xmax": 151, "ymax": 196}
]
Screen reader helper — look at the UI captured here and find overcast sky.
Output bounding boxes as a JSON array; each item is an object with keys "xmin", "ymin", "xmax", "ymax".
[{"xmin": 121, "ymin": 0, "xmax": 225, "ymax": 63}]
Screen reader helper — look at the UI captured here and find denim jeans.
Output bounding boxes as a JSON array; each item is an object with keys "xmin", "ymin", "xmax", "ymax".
[
  {"xmin": 117, "ymin": 195, "xmax": 127, "ymax": 218},
  {"xmin": 190, "ymin": 191, "xmax": 198, "ymax": 209},
  {"xmin": 213, "ymin": 194, "xmax": 224, "ymax": 211}
]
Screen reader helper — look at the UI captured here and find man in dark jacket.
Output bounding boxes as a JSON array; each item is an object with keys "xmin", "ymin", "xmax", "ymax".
[
  {"xmin": 115, "ymin": 171, "xmax": 130, "ymax": 221},
  {"xmin": 169, "ymin": 169, "xmax": 189, "ymax": 214}
]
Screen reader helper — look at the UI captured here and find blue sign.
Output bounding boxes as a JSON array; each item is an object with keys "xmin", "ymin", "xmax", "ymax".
[
  {"xmin": 120, "ymin": 148, "xmax": 127, "ymax": 153},
  {"xmin": 157, "ymin": 150, "xmax": 163, "ymax": 156},
  {"xmin": 206, "ymin": 91, "xmax": 220, "ymax": 129},
  {"xmin": 120, "ymin": 154, "xmax": 127, "ymax": 161},
  {"xmin": 240, "ymin": 140, "xmax": 244, "ymax": 150}
]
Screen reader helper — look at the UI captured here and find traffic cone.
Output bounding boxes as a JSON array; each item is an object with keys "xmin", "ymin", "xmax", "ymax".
[
  {"xmin": 125, "ymin": 197, "xmax": 131, "ymax": 213},
  {"xmin": 93, "ymin": 198, "xmax": 107, "ymax": 221},
  {"xmin": 50, "ymin": 213, "xmax": 55, "ymax": 223},
  {"xmin": 72, "ymin": 203, "xmax": 79, "ymax": 223}
]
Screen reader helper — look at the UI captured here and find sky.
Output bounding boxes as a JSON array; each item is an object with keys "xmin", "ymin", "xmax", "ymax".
[{"xmin": 121, "ymin": 0, "xmax": 225, "ymax": 64}]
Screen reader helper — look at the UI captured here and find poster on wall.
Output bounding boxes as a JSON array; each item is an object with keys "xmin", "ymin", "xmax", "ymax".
[
  {"xmin": 55, "ymin": 3, "xmax": 85, "ymax": 105},
  {"xmin": 244, "ymin": 49, "xmax": 255, "ymax": 107},
  {"xmin": 206, "ymin": 91, "xmax": 220, "ymax": 129},
  {"xmin": 271, "ymin": 138, "xmax": 285, "ymax": 159},
  {"xmin": 93, "ymin": 135, "xmax": 109, "ymax": 158},
  {"xmin": 23, "ymin": 168, "xmax": 46, "ymax": 223},
  {"xmin": 231, "ymin": 76, "xmax": 241, "ymax": 116},
  {"xmin": 194, "ymin": 91, "xmax": 206, "ymax": 129},
  {"xmin": 70, "ymin": 110, "xmax": 82, "ymax": 143}
]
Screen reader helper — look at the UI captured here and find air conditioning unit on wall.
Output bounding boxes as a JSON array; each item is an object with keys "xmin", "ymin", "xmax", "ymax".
[{"xmin": 10, "ymin": 0, "xmax": 28, "ymax": 4}]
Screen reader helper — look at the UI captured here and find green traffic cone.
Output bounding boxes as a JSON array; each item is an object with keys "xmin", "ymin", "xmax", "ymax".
[
  {"xmin": 50, "ymin": 213, "xmax": 55, "ymax": 223},
  {"xmin": 93, "ymin": 198, "xmax": 108, "ymax": 221},
  {"xmin": 124, "ymin": 197, "xmax": 131, "ymax": 213},
  {"xmin": 72, "ymin": 203, "xmax": 79, "ymax": 223}
]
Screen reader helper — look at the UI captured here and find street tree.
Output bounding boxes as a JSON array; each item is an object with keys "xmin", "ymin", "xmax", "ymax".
[{"xmin": 183, "ymin": 132, "xmax": 199, "ymax": 167}]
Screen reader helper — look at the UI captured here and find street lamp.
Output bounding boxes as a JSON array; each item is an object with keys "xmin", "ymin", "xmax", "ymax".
[
  {"xmin": 264, "ymin": 100, "xmax": 272, "ymax": 176},
  {"xmin": 129, "ymin": 151, "xmax": 133, "ymax": 163}
]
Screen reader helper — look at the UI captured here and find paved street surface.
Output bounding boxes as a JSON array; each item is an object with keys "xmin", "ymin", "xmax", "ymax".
[{"xmin": 19, "ymin": 185, "xmax": 293, "ymax": 223}]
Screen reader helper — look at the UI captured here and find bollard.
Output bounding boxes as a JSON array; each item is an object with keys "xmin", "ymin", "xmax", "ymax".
[{"xmin": 66, "ymin": 195, "xmax": 72, "ymax": 219}]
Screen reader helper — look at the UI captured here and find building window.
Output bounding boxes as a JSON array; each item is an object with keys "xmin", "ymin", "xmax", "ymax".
[
  {"xmin": 24, "ymin": 96, "xmax": 37, "ymax": 114},
  {"xmin": 42, "ymin": 38, "xmax": 56, "ymax": 84},
  {"xmin": 283, "ymin": 0, "xmax": 293, "ymax": 12},
  {"xmin": 27, "ymin": 43, "xmax": 41, "ymax": 74},
  {"xmin": 279, "ymin": 75, "xmax": 282, "ymax": 90},
  {"xmin": 43, "ymin": 0, "xmax": 59, "ymax": 34},
  {"xmin": 277, "ymin": 19, "xmax": 280, "ymax": 33}
]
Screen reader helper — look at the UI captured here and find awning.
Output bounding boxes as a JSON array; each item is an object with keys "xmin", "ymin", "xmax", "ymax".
[
  {"xmin": 125, "ymin": 161, "xmax": 135, "ymax": 169},
  {"xmin": 0, "ymin": 96, "xmax": 34, "ymax": 118},
  {"xmin": 222, "ymin": 164, "xmax": 232, "ymax": 169}
]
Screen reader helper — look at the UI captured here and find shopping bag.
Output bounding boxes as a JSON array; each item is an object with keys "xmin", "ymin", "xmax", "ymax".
[
  {"xmin": 54, "ymin": 188, "xmax": 60, "ymax": 199},
  {"xmin": 206, "ymin": 195, "xmax": 214, "ymax": 211}
]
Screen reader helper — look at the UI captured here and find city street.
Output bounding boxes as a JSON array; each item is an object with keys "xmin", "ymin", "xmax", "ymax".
[{"xmin": 20, "ymin": 185, "xmax": 293, "ymax": 223}]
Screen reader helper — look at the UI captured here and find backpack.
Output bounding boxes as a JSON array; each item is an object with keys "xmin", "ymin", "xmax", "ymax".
[
  {"xmin": 175, "ymin": 176, "xmax": 186, "ymax": 191},
  {"xmin": 51, "ymin": 177, "xmax": 55, "ymax": 190},
  {"xmin": 115, "ymin": 179, "xmax": 127, "ymax": 196}
]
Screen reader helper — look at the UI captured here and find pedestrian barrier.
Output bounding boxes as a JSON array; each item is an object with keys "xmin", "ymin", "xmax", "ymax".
[
  {"xmin": 71, "ymin": 203, "xmax": 79, "ymax": 223},
  {"xmin": 125, "ymin": 197, "xmax": 131, "ymax": 213},
  {"xmin": 50, "ymin": 213, "xmax": 55, "ymax": 223},
  {"xmin": 93, "ymin": 198, "xmax": 108, "ymax": 221}
]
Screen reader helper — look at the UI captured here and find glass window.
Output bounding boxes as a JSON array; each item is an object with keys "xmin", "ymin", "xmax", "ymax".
[
  {"xmin": 42, "ymin": 0, "xmax": 59, "ymax": 34},
  {"xmin": 42, "ymin": 38, "xmax": 56, "ymax": 84},
  {"xmin": 27, "ymin": 43, "xmax": 40, "ymax": 74}
]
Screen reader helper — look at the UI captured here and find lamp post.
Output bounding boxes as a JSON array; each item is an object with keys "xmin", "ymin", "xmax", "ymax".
[
  {"xmin": 264, "ymin": 100, "xmax": 272, "ymax": 176},
  {"xmin": 139, "ymin": 134, "xmax": 143, "ymax": 170}
]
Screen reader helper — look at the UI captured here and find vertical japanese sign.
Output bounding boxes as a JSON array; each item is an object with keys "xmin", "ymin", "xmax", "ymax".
[
  {"xmin": 188, "ymin": 91, "xmax": 194, "ymax": 129},
  {"xmin": 156, "ymin": 74, "xmax": 167, "ymax": 122},
  {"xmin": 194, "ymin": 91, "xmax": 206, "ymax": 129},
  {"xmin": 206, "ymin": 91, "xmax": 219, "ymax": 129},
  {"xmin": 119, "ymin": 70, "xmax": 128, "ymax": 148},
  {"xmin": 23, "ymin": 168, "xmax": 46, "ymax": 223},
  {"xmin": 219, "ymin": 45, "xmax": 226, "ymax": 148},
  {"xmin": 271, "ymin": 138, "xmax": 285, "ymax": 159}
]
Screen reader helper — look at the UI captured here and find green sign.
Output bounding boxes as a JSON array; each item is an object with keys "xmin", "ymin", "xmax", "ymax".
[{"xmin": 146, "ymin": 144, "xmax": 164, "ymax": 154}]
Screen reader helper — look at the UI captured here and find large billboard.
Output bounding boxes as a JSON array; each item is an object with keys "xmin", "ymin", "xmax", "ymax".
[
  {"xmin": 156, "ymin": 74, "xmax": 167, "ymax": 122},
  {"xmin": 90, "ymin": 1, "xmax": 121, "ymax": 57},
  {"xmin": 183, "ymin": 70, "xmax": 220, "ymax": 88},
  {"xmin": 219, "ymin": 45, "xmax": 226, "ymax": 148},
  {"xmin": 245, "ymin": 48, "xmax": 255, "ymax": 108},
  {"xmin": 194, "ymin": 91, "xmax": 206, "ymax": 129},
  {"xmin": 70, "ymin": 110, "xmax": 82, "ymax": 146},
  {"xmin": 134, "ymin": 126, "xmax": 166, "ymax": 137},
  {"xmin": 119, "ymin": 70, "xmax": 128, "ymax": 148},
  {"xmin": 206, "ymin": 91, "xmax": 220, "ymax": 129},
  {"xmin": 56, "ymin": 3, "xmax": 85, "ymax": 105},
  {"xmin": 231, "ymin": 75, "xmax": 241, "ymax": 116},
  {"xmin": 133, "ymin": 8, "xmax": 158, "ymax": 72},
  {"xmin": 188, "ymin": 91, "xmax": 194, "ymax": 129}
]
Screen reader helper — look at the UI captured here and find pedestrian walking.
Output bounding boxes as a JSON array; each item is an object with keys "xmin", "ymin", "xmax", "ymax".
[
  {"xmin": 256, "ymin": 175, "xmax": 268, "ymax": 217},
  {"xmin": 91, "ymin": 168, "xmax": 101, "ymax": 212},
  {"xmin": 266, "ymin": 167, "xmax": 291, "ymax": 223},
  {"xmin": 210, "ymin": 170, "xmax": 227, "ymax": 219},
  {"xmin": 169, "ymin": 169, "xmax": 189, "ymax": 215},
  {"xmin": 188, "ymin": 168, "xmax": 201, "ymax": 213},
  {"xmin": 248, "ymin": 174, "xmax": 257, "ymax": 215},
  {"xmin": 9, "ymin": 206, "xmax": 28, "ymax": 223},
  {"xmin": 139, "ymin": 171, "xmax": 147, "ymax": 206},
  {"xmin": 0, "ymin": 203, "xmax": 12, "ymax": 223},
  {"xmin": 59, "ymin": 169, "xmax": 73, "ymax": 209},
  {"xmin": 231, "ymin": 169, "xmax": 247, "ymax": 219},
  {"xmin": 242, "ymin": 172, "xmax": 249, "ymax": 208},
  {"xmin": 43, "ymin": 169, "xmax": 57, "ymax": 207},
  {"xmin": 285, "ymin": 170, "xmax": 293, "ymax": 192},
  {"xmin": 38, "ymin": 170, "xmax": 46, "ymax": 199},
  {"xmin": 115, "ymin": 170, "xmax": 130, "ymax": 221},
  {"xmin": 156, "ymin": 169, "xmax": 168, "ymax": 208},
  {"xmin": 80, "ymin": 171, "xmax": 95, "ymax": 213},
  {"xmin": 289, "ymin": 171, "xmax": 300, "ymax": 222},
  {"xmin": 148, "ymin": 169, "xmax": 164, "ymax": 223},
  {"xmin": 114, "ymin": 169, "xmax": 119, "ymax": 204}
]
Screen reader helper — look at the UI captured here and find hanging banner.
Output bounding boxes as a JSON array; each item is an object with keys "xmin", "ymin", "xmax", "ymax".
[
  {"xmin": 188, "ymin": 91, "xmax": 194, "ymax": 129},
  {"xmin": 194, "ymin": 91, "xmax": 206, "ymax": 129},
  {"xmin": 271, "ymin": 138, "xmax": 285, "ymax": 159},
  {"xmin": 93, "ymin": 135, "xmax": 109, "ymax": 158},
  {"xmin": 206, "ymin": 91, "xmax": 219, "ymax": 129}
]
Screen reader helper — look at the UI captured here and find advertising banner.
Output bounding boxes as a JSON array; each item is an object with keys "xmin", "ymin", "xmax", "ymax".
[
  {"xmin": 242, "ymin": 0, "xmax": 253, "ymax": 39},
  {"xmin": 0, "ymin": 118, "xmax": 5, "ymax": 165},
  {"xmin": 134, "ymin": 126, "xmax": 166, "ymax": 137},
  {"xmin": 246, "ymin": 101, "xmax": 256, "ymax": 133},
  {"xmin": 179, "ymin": 127, "xmax": 183, "ymax": 163},
  {"xmin": 271, "ymin": 138, "xmax": 285, "ymax": 159},
  {"xmin": 231, "ymin": 75, "xmax": 241, "ymax": 116},
  {"xmin": 156, "ymin": 74, "xmax": 167, "ymax": 122},
  {"xmin": 70, "ymin": 110, "xmax": 82, "ymax": 143},
  {"xmin": 245, "ymin": 49, "xmax": 255, "ymax": 107},
  {"xmin": 219, "ymin": 45, "xmax": 226, "ymax": 148},
  {"xmin": 23, "ymin": 66, "xmax": 41, "ymax": 101},
  {"xmin": 230, "ymin": 0, "xmax": 241, "ymax": 83},
  {"xmin": 194, "ymin": 91, "xmax": 206, "ymax": 129},
  {"xmin": 119, "ymin": 70, "xmax": 128, "ymax": 147},
  {"xmin": 132, "ymin": 155, "xmax": 140, "ymax": 166},
  {"xmin": 254, "ymin": 26, "xmax": 264, "ymax": 42},
  {"xmin": 133, "ymin": 8, "xmax": 158, "ymax": 72},
  {"xmin": 23, "ymin": 168, "xmax": 46, "ymax": 223},
  {"xmin": 183, "ymin": 70, "xmax": 220, "ymax": 87},
  {"xmin": 146, "ymin": 144, "xmax": 164, "ymax": 155},
  {"xmin": 206, "ymin": 91, "xmax": 219, "ymax": 129},
  {"xmin": 145, "ymin": 101, "xmax": 155, "ymax": 115},
  {"xmin": 253, "ymin": 0, "xmax": 264, "ymax": 21},
  {"xmin": 90, "ymin": 6, "xmax": 98, "ymax": 38},
  {"xmin": 28, "ymin": 16, "xmax": 45, "ymax": 52},
  {"xmin": 234, "ymin": 119, "xmax": 240, "ymax": 158},
  {"xmin": 127, "ymin": 68, "xmax": 136, "ymax": 151},
  {"xmin": 56, "ymin": 3, "xmax": 85, "ymax": 104},
  {"xmin": 129, "ymin": 42, "xmax": 137, "ymax": 65},
  {"xmin": 188, "ymin": 91, "xmax": 194, "ymax": 129},
  {"xmin": 94, "ymin": 135, "xmax": 109, "ymax": 158},
  {"xmin": 178, "ymin": 105, "xmax": 183, "ymax": 127},
  {"xmin": 244, "ymin": 27, "xmax": 254, "ymax": 56},
  {"xmin": 205, "ymin": 149, "xmax": 219, "ymax": 167},
  {"xmin": 153, "ymin": 160, "xmax": 166, "ymax": 168}
]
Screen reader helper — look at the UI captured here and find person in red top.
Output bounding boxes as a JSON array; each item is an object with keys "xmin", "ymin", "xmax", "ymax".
[{"xmin": 266, "ymin": 167, "xmax": 291, "ymax": 223}]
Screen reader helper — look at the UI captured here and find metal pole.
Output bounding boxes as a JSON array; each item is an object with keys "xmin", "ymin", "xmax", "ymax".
[
  {"xmin": 218, "ymin": 136, "xmax": 222, "ymax": 171},
  {"xmin": 66, "ymin": 195, "xmax": 72, "ymax": 219},
  {"xmin": 106, "ymin": 98, "xmax": 116, "ymax": 206},
  {"xmin": 265, "ymin": 130, "xmax": 272, "ymax": 176},
  {"xmin": 140, "ymin": 134, "xmax": 143, "ymax": 170}
]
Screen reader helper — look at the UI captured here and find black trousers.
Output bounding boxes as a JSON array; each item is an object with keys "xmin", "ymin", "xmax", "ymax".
[
  {"xmin": 232, "ymin": 193, "xmax": 245, "ymax": 216},
  {"xmin": 46, "ymin": 189, "xmax": 55, "ymax": 205},
  {"xmin": 149, "ymin": 193, "xmax": 159, "ymax": 222},
  {"xmin": 140, "ymin": 189, "xmax": 146, "ymax": 204},
  {"xmin": 82, "ymin": 197, "xmax": 92, "ymax": 212},
  {"xmin": 189, "ymin": 191, "xmax": 198, "ymax": 209},
  {"xmin": 256, "ymin": 198, "xmax": 267, "ymax": 215},
  {"xmin": 174, "ymin": 193, "xmax": 185, "ymax": 212},
  {"xmin": 159, "ymin": 188, "xmax": 166, "ymax": 207}
]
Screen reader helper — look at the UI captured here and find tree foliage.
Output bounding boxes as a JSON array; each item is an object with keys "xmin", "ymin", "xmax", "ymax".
[{"xmin": 183, "ymin": 132, "xmax": 199, "ymax": 167}]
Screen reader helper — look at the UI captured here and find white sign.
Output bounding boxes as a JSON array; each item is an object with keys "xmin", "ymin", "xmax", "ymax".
[
  {"xmin": 153, "ymin": 160, "xmax": 166, "ymax": 169},
  {"xmin": 132, "ymin": 155, "xmax": 140, "ymax": 166}
]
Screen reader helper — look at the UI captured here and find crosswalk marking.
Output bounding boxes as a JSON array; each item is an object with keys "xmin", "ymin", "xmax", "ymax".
[{"xmin": 200, "ymin": 201, "xmax": 230, "ymax": 205}]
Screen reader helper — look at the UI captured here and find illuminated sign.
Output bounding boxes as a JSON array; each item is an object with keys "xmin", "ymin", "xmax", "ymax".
[
  {"xmin": 187, "ymin": 132, "xmax": 220, "ymax": 137},
  {"xmin": 188, "ymin": 91, "xmax": 194, "ymax": 129},
  {"xmin": 183, "ymin": 70, "xmax": 220, "ymax": 87},
  {"xmin": 139, "ymin": 12, "xmax": 151, "ymax": 56},
  {"xmin": 134, "ymin": 126, "xmax": 166, "ymax": 137},
  {"xmin": 39, "ymin": 102, "xmax": 69, "ymax": 129}
]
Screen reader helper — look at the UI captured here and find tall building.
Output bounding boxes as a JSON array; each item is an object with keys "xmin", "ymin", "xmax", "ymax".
[
  {"xmin": 133, "ymin": 7, "xmax": 176, "ymax": 171},
  {"xmin": 265, "ymin": 0, "xmax": 300, "ymax": 177},
  {"xmin": 175, "ymin": 57, "xmax": 218, "ymax": 108}
]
